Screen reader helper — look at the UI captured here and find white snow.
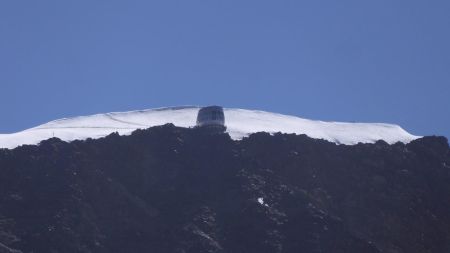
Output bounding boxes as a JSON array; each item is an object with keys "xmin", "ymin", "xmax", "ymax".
[
  {"xmin": 257, "ymin": 197, "xmax": 265, "ymax": 205},
  {"xmin": 0, "ymin": 106, "xmax": 419, "ymax": 149},
  {"xmin": 257, "ymin": 197, "xmax": 269, "ymax": 207}
]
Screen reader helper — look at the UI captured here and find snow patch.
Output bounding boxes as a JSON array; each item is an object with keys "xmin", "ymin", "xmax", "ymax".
[{"xmin": 257, "ymin": 197, "xmax": 269, "ymax": 207}]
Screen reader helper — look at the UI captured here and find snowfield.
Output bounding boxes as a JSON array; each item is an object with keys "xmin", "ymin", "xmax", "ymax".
[{"xmin": 0, "ymin": 106, "xmax": 419, "ymax": 149}]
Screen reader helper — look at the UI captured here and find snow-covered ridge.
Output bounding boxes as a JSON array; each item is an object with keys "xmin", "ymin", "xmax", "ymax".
[{"xmin": 0, "ymin": 106, "xmax": 419, "ymax": 149}]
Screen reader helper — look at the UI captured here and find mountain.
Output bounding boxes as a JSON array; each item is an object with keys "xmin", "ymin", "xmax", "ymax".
[
  {"xmin": 0, "ymin": 106, "xmax": 418, "ymax": 149},
  {"xmin": 0, "ymin": 124, "xmax": 449, "ymax": 253}
]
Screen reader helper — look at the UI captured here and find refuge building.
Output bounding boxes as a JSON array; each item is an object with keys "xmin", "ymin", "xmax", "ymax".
[{"xmin": 195, "ymin": 106, "xmax": 226, "ymax": 132}]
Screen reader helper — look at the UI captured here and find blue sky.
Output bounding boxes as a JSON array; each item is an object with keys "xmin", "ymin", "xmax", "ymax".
[{"xmin": 1, "ymin": 0, "xmax": 449, "ymax": 138}]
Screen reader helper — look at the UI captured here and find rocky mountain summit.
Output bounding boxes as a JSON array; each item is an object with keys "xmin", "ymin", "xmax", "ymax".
[{"xmin": 0, "ymin": 124, "xmax": 449, "ymax": 253}]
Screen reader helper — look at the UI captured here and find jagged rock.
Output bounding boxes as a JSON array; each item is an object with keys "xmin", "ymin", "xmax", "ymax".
[{"xmin": 0, "ymin": 125, "xmax": 448, "ymax": 253}]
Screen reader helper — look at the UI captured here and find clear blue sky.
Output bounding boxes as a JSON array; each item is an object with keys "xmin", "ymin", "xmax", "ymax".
[{"xmin": 1, "ymin": 1, "xmax": 449, "ymax": 138}]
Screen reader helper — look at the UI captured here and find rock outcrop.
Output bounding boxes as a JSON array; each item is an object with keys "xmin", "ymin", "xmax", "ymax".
[{"xmin": 0, "ymin": 124, "xmax": 448, "ymax": 253}]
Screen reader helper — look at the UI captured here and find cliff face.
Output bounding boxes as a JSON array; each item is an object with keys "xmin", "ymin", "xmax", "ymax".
[{"xmin": 0, "ymin": 124, "xmax": 449, "ymax": 253}]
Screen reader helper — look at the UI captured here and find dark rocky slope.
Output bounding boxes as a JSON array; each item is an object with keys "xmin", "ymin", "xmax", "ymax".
[{"xmin": 0, "ymin": 124, "xmax": 449, "ymax": 253}]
